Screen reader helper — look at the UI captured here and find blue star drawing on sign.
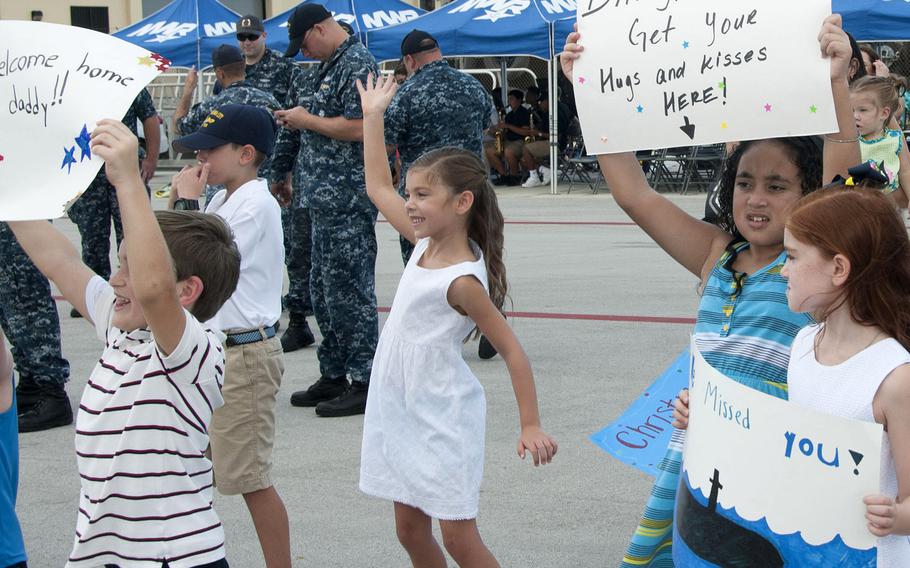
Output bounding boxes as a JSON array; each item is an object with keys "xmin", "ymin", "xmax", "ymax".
[
  {"xmin": 75, "ymin": 125, "xmax": 91, "ymax": 162},
  {"xmin": 636, "ymin": 105, "xmax": 644, "ymax": 113},
  {"xmin": 61, "ymin": 146, "xmax": 77, "ymax": 174},
  {"xmin": 683, "ymin": 41, "xmax": 690, "ymax": 48}
]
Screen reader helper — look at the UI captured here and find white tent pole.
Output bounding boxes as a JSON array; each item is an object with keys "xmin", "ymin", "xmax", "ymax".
[{"xmin": 548, "ymin": 24, "xmax": 557, "ymax": 195}]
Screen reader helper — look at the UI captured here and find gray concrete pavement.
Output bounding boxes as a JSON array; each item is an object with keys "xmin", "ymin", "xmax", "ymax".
[{"xmin": 16, "ymin": 182, "xmax": 708, "ymax": 567}]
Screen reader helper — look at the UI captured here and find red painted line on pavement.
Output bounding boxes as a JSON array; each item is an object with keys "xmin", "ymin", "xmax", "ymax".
[
  {"xmin": 378, "ymin": 219, "xmax": 636, "ymax": 226},
  {"xmin": 54, "ymin": 296, "xmax": 692, "ymax": 325},
  {"xmin": 380, "ymin": 306, "xmax": 692, "ymax": 324}
]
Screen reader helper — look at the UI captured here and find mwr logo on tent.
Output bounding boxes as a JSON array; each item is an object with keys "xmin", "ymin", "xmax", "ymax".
[
  {"xmin": 127, "ymin": 19, "xmax": 234, "ymax": 43},
  {"xmin": 448, "ymin": 0, "xmax": 530, "ymax": 22},
  {"xmin": 276, "ymin": 10, "xmax": 419, "ymax": 29},
  {"xmin": 361, "ymin": 9, "xmax": 420, "ymax": 28}
]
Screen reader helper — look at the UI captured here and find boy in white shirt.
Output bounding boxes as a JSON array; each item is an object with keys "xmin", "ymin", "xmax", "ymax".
[
  {"xmin": 170, "ymin": 104, "xmax": 290, "ymax": 568},
  {"xmin": 9, "ymin": 120, "xmax": 241, "ymax": 567}
]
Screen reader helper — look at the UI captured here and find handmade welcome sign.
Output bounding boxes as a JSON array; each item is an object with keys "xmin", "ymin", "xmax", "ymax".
[
  {"xmin": 675, "ymin": 344, "xmax": 882, "ymax": 566},
  {"xmin": 0, "ymin": 21, "xmax": 166, "ymax": 221},
  {"xmin": 573, "ymin": 0, "xmax": 837, "ymax": 154}
]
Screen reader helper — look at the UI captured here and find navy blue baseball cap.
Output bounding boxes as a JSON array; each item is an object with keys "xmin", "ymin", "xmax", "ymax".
[{"xmin": 173, "ymin": 104, "xmax": 275, "ymax": 156}]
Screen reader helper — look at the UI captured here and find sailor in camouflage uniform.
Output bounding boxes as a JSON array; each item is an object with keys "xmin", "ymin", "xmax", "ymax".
[
  {"xmin": 272, "ymin": 4, "xmax": 378, "ymax": 417},
  {"xmin": 1, "ymin": 222, "xmax": 71, "ymax": 433},
  {"xmin": 175, "ymin": 44, "xmax": 281, "ymax": 203},
  {"xmin": 235, "ymin": 14, "xmax": 299, "ymax": 106},
  {"xmin": 384, "ymin": 30, "xmax": 495, "ymax": 264},
  {"xmin": 68, "ymin": 88, "xmax": 159, "ymax": 282},
  {"xmin": 271, "ymin": 65, "xmax": 320, "ymax": 353}
]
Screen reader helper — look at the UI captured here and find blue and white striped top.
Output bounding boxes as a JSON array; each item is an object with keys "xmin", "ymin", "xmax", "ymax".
[{"xmin": 694, "ymin": 241, "xmax": 813, "ymax": 399}]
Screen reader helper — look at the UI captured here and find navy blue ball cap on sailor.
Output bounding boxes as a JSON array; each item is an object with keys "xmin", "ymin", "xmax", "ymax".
[
  {"xmin": 285, "ymin": 4, "xmax": 332, "ymax": 57},
  {"xmin": 173, "ymin": 104, "xmax": 276, "ymax": 156},
  {"xmin": 400, "ymin": 29, "xmax": 438, "ymax": 57},
  {"xmin": 211, "ymin": 44, "xmax": 244, "ymax": 68}
]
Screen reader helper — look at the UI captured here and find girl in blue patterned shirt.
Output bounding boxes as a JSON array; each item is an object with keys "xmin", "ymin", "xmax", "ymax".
[{"xmin": 561, "ymin": 14, "xmax": 860, "ymax": 567}]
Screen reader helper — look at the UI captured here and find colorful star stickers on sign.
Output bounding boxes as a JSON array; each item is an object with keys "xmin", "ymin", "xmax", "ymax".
[
  {"xmin": 718, "ymin": 81, "xmax": 726, "ymax": 90},
  {"xmin": 764, "ymin": 103, "xmax": 772, "ymax": 112},
  {"xmin": 75, "ymin": 125, "xmax": 91, "ymax": 162},
  {"xmin": 137, "ymin": 55, "xmax": 155, "ymax": 68},
  {"xmin": 0, "ymin": 154, "xmax": 4, "ymax": 162},
  {"xmin": 636, "ymin": 105, "xmax": 644, "ymax": 113},
  {"xmin": 61, "ymin": 146, "xmax": 77, "ymax": 174},
  {"xmin": 721, "ymin": 121, "xmax": 728, "ymax": 129},
  {"xmin": 150, "ymin": 53, "xmax": 171, "ymax": 72},
  {"xmin": 683, "ymin": 41, "xmax": 690, "ymax": 48},
  {"xmin": 578, "ymin": 76, "xmax": 586, "ymax": 85},
  {"xmin": 810, "ymin": 105, "xmax": 818, "ymax": 113}
]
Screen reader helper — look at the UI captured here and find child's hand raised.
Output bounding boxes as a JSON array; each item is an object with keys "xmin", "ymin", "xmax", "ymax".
[
  {"xmin": 673, "ymin": 388, "xmax": 690, "ymax": 429},
  {"xmin": 559, "ymin": 23, "xmax": 582, "ymax": 83},
  {"xmin": 356, "ymin": 72, "xmax": 398, "ymax": 118},
  {"xmin": 818, "ymin": 14, "xmax": 851, "ymax": 83},
  {"xmin": 864, "ymin": 494, "xmax": 898, "ymax": 536},
  {"xmin": 517, "ymin": 425, "xmax": 558, "ymax": 466},
  {"xmin": 91, "ymin": 119, "xmax": 141, "ymax": 189}
]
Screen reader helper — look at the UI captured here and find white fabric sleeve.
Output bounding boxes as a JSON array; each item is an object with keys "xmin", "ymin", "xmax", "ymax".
[{"xmin": 85, "ymin": 275, "xmax": 115, "ymax": 342}]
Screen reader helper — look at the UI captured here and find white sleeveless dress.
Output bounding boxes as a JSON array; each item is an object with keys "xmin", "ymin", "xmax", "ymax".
[
  {"xmin": 359, "ymin": 238, "xmax": 489, "ymax": 520},
  {"xmin": 788, "ymin": 324, "xmax": 910, "ymax": 567}
]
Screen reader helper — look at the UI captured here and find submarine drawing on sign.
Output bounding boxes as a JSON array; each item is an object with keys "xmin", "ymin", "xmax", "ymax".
[{"xmin": 676, "ymin": 468, "xmax": 784, "ymax": 567}]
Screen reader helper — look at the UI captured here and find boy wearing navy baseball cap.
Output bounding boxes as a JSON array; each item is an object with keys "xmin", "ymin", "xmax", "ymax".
[{"xmin": 172, "ymin": 103, "xmax": 292, "ymax": 567}]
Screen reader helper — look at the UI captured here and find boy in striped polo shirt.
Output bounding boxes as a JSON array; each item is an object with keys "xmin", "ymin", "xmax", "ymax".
[{"xmin": 9, "ymin": 120, "xmax": 241, "ymax": 568}]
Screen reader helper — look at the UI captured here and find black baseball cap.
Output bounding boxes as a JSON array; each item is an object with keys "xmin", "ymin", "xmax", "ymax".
[
  {"xmin": 211, "ymin": 44, "xmax": 244, "ymax": 68},
  {"xmin": 236, "ymin": 14, "xmax": 264, "ymax": 35},
  {"xmin": 285, "ymin": 4, "xmax": 332, "ymax": 57},
  {"xmin": 400, "ymin": 29, "xmax": 438, "ymax": 57},
  {"xmin": 173, "ymin": 104, "xmax": 276, "ymax": 156}
]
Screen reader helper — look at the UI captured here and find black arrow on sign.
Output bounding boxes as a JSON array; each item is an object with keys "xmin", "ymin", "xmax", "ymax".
[{"xmin": 680, "ymin": 116, "xmax": 696, "ymax": 140}]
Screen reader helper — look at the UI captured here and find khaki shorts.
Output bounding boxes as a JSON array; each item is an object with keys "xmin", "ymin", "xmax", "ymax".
[
  {"xmin": 209, "ymin": 335, "xmax": 284, "ymax": 495},
  {"xmin": 525, "ymin": 140, "xmax": 550, "ymax": 161},
  {"xmin": 503, "ymin": 139, "xmax": 524, "ymax": 157}
]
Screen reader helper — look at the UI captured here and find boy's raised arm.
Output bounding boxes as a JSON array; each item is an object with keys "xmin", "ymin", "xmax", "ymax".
[
  {"xmin": 6, "ymin": 222, "xmax": 96, "ymax": 321},
  {"xmin": 90, "ymin": 119, "xmax": 187, "ymax": 355}
]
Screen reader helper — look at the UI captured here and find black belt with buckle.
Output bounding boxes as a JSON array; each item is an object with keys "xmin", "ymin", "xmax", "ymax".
[{"xmin": 225, "ymin": 324, "xmax": 278, "ymax": 347}]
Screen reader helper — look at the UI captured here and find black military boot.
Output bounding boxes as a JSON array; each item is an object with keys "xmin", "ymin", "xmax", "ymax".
[
  {"xmin": 315, "ymin": 381, "xmax": 368, "ymax": 417},
  {"xmin": 478, "ymin": 335, "xmax": 498, "ymax": 360},
  {"xmin": 290, "ymin": 375, "xmax": 349, "ymax": 407},
  {"xmin": 18, "ymin": 383, "xmax": 73, "ymax": 433},
  {"xmin": 15, "ymin": 374, "xmax": 42, "ymax": 415},
  {"xmin": 280, "ymin": 316, "xmax": 316, "ymax": 352}
]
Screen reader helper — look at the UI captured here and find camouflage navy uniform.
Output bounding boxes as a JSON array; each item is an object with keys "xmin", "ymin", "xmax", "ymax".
[
  {"xmin": 178, "ymin": 80, "xmax": 281, "ymax": 203},
  {"xmin": 271, "ymin": 36, "xmax": 378, "ymax": 385},
  {"xmin": 245, "ymin": 48, "xmax": 299, "ymax": 107},
  {"xmin": 67, "ymin": 89, "xmax": 157, "ymax": 279},
  {"xmin": 384, "ymin": 60, "xmax": 495, "ymax": 262},
  {"xmin": 0, "ymin": 223, "xmax": 70, "ymax": 388},
  {"xmin": 271, "ymin": 66, "xmax": 319, "ymax": 323}
]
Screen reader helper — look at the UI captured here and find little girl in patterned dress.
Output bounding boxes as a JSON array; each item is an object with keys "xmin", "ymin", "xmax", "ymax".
[{"xmin": 355, "ymin": 73, "xmax": 557, "ymax": 568}]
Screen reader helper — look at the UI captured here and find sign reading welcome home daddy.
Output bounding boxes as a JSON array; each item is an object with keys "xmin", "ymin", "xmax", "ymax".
[{"xmin": 0, "ymin": 21, "xmax": 166, "ymax": 220}]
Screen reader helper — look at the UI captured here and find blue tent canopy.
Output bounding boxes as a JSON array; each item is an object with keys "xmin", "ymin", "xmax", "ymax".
[
  {"xmin": 113, "ymin": 0, "xmax": 240, "ymax": 67},
  {"xmin": 201, "ymin": 0, "xmax": 425, "ymax": 63},
  {"xmin": 365, "ymin": 0, "xmax": 575, "ymax": 62},
  {"xmin": 833, "ymin": 0, "xmax": 910, "ymax": 41}
]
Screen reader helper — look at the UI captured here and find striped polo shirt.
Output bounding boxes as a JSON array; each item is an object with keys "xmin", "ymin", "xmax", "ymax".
[{"xmin": 66, "ymin": 277, "xmax": 226, "ymax": 568}]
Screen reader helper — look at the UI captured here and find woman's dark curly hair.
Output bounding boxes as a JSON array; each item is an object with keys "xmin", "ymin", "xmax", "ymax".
[{"xmin": 713, "ymin": 137, "xmax": 824, "ymax": 291}]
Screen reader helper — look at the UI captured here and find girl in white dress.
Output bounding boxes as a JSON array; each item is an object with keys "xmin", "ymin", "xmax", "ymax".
[
  {"xmin": 355, "ymin": 73, "xmax": 557, "ymax": 568},
  {"xmin": 782, "ymin": 184, "xmax": 910, "ymax": 567}
]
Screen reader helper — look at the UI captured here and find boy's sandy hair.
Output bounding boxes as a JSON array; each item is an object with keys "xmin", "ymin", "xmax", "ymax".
[{"xmin": 154, "ymin": 210, "xmax": 240, "ymax": 322}]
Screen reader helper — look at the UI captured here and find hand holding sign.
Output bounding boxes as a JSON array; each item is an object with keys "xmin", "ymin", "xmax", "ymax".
[{"xmin": 572, "ymin": 0, "xmax": 838, "ymax": 154}]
